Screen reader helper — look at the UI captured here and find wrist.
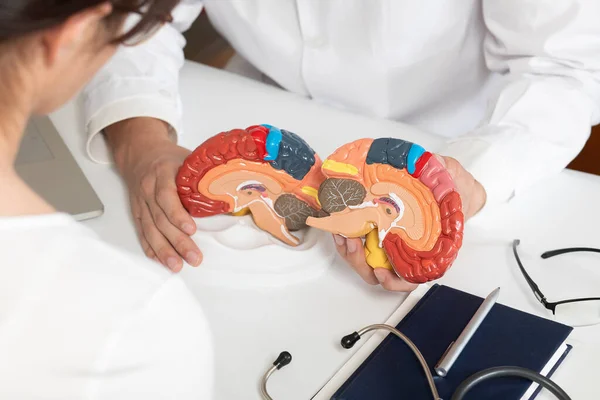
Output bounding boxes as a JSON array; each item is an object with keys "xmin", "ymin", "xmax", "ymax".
[{"xmin": 104, "ymin": 117, "xmax": 173, "ymax": 170}]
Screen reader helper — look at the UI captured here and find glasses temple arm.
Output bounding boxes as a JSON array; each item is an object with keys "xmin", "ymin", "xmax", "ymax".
[
  {"xmin": 541, "ymin": 247, "xmax": 600, "ymax": 259},
  {"xmin": 512, "ymin": 240, "xmax": 549, "ymax": 305}
]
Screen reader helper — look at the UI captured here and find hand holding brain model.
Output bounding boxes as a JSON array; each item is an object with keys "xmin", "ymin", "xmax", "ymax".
[
  {"xmin": 306, "ymin": 138, "xmax": 464, "ymax": 284},
  {"xmin": 177, "ymin": 126, "xmax": 465, "ymax": 285}
]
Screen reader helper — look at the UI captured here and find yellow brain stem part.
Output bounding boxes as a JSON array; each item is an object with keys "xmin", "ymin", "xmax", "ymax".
[
  {"xmin": 364, "ymin": 229, "xmax": 393, "ymax": 270},
  {"xmin": 232, "ymin": 208, "xmax": 251, "ymax": 216}
]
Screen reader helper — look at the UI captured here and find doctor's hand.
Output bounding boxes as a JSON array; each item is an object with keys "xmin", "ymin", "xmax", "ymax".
[
  {"xmin": 105, "ymin": 118, "xmax": 202, "ymax": 272},
  {"xmin": 435, "ymin": 155, "xmax": 486, "ymax": 220},
  {"xmin": 333, "ymin": 155, "xmax": 485, "ymax": 291},
  {"xmin": 333, "ymin": 234, "xmax": 418, "ymax": 292}
]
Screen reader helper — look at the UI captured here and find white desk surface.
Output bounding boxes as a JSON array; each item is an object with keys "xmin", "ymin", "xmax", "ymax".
[{"xmin": 51, "ymin": 61, "xmax": 600, "ymax": 400}]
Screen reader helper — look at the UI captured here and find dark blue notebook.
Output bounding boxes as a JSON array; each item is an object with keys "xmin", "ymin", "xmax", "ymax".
[{"xmin": 331, "ymin": 285, "xmax": 573, "ymax": 400}]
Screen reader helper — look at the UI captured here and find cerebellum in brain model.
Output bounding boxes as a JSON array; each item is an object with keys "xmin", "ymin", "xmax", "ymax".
[
  {"xmin": 176, "ymin": 125, "xmax": 325, "ymax": 246},
  {"xmin": 306, "ymin": 138, "xmax": 464, "ymax": 283}
]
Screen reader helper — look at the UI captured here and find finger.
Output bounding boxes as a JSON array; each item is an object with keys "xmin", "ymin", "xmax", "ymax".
[
  {"xmin": 373, "ymin": 268, "xmax": 419, "ymax": 292},
  {"xmin": 333, "ymin": 234, "xmax": 348, "ymax": 257},
  {"xmin": 147, "ymin": 200, "xmax": 203, "ymax": 267},
  {"xmin": 139, "ymin": 202, "xmax": 184, "ymax": 272},
  {"xmin": 334, "ymin": 235, "xmax": 379, "ymax": 285},
  {"xmin": 140, "ymin": 235, "xmax": 157, "ymax": 260},
  {"xmin": 129, "ymin": 195, "xmax": 157, "ymax": 260},
  {"xmin": 155, "ymin": 171, "xmax": 196, "ymax": 235},
  {"xmin": 345, "ymin": 238, "xmax": 380, "ymax": 285}
]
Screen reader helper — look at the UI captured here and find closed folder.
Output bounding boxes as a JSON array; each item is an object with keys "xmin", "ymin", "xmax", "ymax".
[{"xmin": 331, "ymin": 284, "xmax": 573, "ymax": 400}]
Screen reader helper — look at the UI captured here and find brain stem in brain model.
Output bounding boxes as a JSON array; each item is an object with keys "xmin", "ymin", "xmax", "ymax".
[
  {"xmin": 175, "ymin": 125, "xmax": 325, "ymax": 247},
  {"xmin": 306, "ymin": 138, "xmax": 464, "ymax": 284}
]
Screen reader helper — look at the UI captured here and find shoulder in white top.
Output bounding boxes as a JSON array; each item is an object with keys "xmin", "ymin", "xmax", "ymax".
[{"xmin": 0, "ymin": 213, "xmax": 213, "ymax": 399}]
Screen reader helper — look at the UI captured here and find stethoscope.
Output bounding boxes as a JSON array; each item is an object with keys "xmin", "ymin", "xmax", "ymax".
[{"xmin": 260, "ymin": 324, "xmax": 572, "ymax": 400}]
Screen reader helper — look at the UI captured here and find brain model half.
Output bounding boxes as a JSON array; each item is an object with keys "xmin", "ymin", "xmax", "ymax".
[
  {"xmin": 176, "ymin": 125, "xmax": 324, "ymax": 246},
  {"xmin": 306, "ymin": 138, "xmax": 464, "ymax": 283}
]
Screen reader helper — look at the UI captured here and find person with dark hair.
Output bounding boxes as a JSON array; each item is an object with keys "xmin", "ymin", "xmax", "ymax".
[
  {"xmin": 0, "ymin": 1, "xmax": 213, "ymax": 397},
  {"xmin": 82, "ymin": 1, "xmax": 600, "ymax": 292}
]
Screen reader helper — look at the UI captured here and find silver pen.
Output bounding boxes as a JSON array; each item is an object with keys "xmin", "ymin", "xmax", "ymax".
[{"xmin": 434, "ymin": 287, "xmax": 500, "ymax": 377}]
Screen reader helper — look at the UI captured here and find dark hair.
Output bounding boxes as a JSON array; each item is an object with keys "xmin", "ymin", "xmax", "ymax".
[{"xmin": 0, "ymin": 0, "xmax": 179, "ymax": 44}]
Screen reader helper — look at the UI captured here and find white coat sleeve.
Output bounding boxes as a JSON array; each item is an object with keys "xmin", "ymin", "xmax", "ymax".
[
  {"xmin": 82, "ymin": 0, "xmax": 204, "ymax": 163},
  {"xmin": 443, "ymin": 0, "xmax": 600, "ymax": 211}
]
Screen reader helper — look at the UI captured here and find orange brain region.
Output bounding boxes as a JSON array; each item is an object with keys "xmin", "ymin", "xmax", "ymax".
[
  {"xmin": 306, "ymin": 138, "xmax": 464, "ymax": 283},
  {"xmin": 176, "ymin": 125, "xmax": 325, "ymax": 247}
]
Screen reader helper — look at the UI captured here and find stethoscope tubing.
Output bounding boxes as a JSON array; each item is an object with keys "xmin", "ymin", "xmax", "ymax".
[{"xmin": 260, "ymin": 324, "xmax": 572, "ymax": 400}]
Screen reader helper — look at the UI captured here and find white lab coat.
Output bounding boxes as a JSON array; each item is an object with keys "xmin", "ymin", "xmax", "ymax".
[{"xmin": 83, "ymin": 0, "xmax": 600, "ymax": 209}]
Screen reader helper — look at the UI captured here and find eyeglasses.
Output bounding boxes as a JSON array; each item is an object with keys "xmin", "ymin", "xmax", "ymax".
[
  {"xmin": 512, "ymin": 239, "xmax": 600, "ymax": 327},
  {"xmin": 112, "ymin": 4, "xmax": 174, "ymax": 46}
]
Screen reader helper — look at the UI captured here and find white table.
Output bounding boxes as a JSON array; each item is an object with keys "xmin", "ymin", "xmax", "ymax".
[{"xmin": 51, "ymin": 61, "xmax": 600, "ymax": 400}]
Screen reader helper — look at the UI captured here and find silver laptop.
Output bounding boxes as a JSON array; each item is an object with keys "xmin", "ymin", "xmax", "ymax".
[{"xmin": 14, "ymin": 116, "xmax": 104, "ymax": 221}]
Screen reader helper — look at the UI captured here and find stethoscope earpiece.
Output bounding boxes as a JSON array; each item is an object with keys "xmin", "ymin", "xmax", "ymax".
[
  {"xmin": 340, "ymin": 332, "xmax": 361, "ymax": 349},
  {"xmin": 260, "ymin": 351, "xmax": 293, "ymax": 400}
]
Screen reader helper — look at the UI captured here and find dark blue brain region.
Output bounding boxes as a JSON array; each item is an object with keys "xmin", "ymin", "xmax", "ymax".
[
  {"xmin": 366, "ymin": 138, "xmax": 426, "ymax": 175},
  {"xmin": 261, "ymin": 124, "xmax": 316, "ymax": 180}
]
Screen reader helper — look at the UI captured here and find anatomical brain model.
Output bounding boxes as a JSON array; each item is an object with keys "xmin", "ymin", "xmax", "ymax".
[
  {"xmin": 306, "ymin": 138, "xmax": 464, "ymax": 283},
  {"xmin": 176, "ymin": 125, "xmax": 324, "ymax": 246}
]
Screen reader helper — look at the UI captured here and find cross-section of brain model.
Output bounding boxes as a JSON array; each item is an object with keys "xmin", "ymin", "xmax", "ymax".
[
  {"xmin": 176, "ymin": 125, "xmax": 325, "ymax": 247},
  {"xmin": 306, "ymin": 138, "xmax": 464, "ymax": 283}
]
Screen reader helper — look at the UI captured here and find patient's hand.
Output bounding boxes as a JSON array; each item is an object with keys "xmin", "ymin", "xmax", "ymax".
[{"xmin": 105, "ymin": 117, "xmax": 202, "ymax": 271}]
